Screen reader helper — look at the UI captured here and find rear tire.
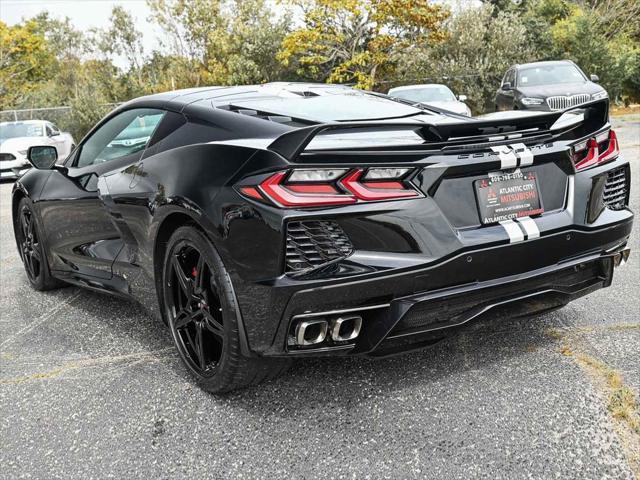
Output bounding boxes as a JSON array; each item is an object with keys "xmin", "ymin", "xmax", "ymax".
[
  {"xmin": 161, "ymin": 225, "xmax": 290, "ymax": 393},
  {"xmin": 15, "ymin": 198, "xmax": 64, "ymax": 291}
]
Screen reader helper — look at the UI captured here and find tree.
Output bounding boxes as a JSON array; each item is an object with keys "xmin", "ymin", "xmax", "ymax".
[
  {"xmin": 524, "ymin": 0, "xmax": 640, "ymax": 103},
  {"xmin": 0, "ymin": 20, "xmax": 55, "ymax": 109},
  {"xmin": 146, "ymin": 0, "xmax": 291, "ymax": 86},
  {"xmin": 277, "ymin": 0, "xmax": 450, "ymax": 90},
  {"xmin": 396, "ymin": 4, "xmax": 535, "ymax": 113}
]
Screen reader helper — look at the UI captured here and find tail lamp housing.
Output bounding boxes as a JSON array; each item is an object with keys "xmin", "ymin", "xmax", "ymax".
[
  {"xmin": 572, "ymin": 129, "xmax": 619, "ymax": 171},
  {"xmin": 238, "ymin": 167, "xmax": 422, "ymax": 208}
]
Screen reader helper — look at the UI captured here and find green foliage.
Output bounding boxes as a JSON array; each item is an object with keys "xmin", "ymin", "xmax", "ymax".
[
  {"xmin": 396, "ymin": 4, "xmax": 535, "ymax": 113},
  {"xmin": 524, "ymin": 0, "xmax": 640, "ymax": 103},
  {"xmin": 277, "ymin": 0, "xmax": 450, "ymax": 90},
  {"xmin": 0, "ymin": 20, "xmax": 56, "ymax": 109},
  {"xmin": 1, "ymin": 0, "xmax": 638, "ymax": 135}
]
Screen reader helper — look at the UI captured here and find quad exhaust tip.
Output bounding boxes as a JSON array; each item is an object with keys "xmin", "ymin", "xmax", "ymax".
[
  {"xmin": 613, "ymin": 248, "xmax": 631, "ymax": 268},
  {"xmin": 293, "ymin": 315, "xmax": 363, "ymax": 346},
  {"xmin": 295, "ymin": 319, "xmax": 328, "ymax": 346},
  {"xmin": 330, "ymin": 316, "xmax": 362, "ymax": 342}
]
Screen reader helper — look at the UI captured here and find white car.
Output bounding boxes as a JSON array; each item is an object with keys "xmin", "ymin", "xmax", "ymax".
[
  {"xmin": 388, "ymin": 84, "xmax": 472, "ymax": 116},
  {"xmin": 0, "ymin": 120, "xmax": 75, "ymax": 180}
]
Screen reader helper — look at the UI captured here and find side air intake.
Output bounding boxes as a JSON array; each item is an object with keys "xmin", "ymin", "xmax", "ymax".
[{"xmin": 285, "ymin": 221, "xmax": 353, "ymax": 274}]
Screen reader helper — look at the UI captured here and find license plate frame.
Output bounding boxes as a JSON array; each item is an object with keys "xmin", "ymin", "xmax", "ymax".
[{"xmin": 474, "ymin": 170, "xmax": 544, "ymax": 225}]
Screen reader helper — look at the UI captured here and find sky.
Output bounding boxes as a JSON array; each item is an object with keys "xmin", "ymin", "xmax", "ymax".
[
  {"xmin": 0, "ymin": 0, "xmax": 469, "ymax": 68},
  {"xmin": 0, "ymin": 0, "xmax": 161, "ymax": 66}
]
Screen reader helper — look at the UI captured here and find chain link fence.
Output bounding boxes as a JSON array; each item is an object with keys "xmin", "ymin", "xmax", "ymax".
[{"xmin": 0, "ymin": 104, "xmax": 121, "ymax": 141}]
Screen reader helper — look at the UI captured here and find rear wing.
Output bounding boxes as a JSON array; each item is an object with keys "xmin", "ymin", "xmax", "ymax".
[{"xmin": 267, "ymin": 98, "xmax": 609, "ymax": 161}]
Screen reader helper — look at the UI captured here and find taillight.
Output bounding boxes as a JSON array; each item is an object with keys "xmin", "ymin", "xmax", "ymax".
[
  {"xmin": 573, "ymin": 130, "xmax": 619, "ymax": 171},
  {"xmin": 238, "ymin": 168, "xmax": 421, "ymax": 208},
  {"xmin": 340, "ymin": 169, "xmax": 419, "ymax": 201}
]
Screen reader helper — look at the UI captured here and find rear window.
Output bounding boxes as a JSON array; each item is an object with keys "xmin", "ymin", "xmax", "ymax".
[{"xmin": 229, "ymin": 91, "xmax": 427, "ymax": 122}]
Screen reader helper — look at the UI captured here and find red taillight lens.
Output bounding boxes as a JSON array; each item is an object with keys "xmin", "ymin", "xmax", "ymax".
[
  {"xmin": 238, "ymin": 168, "xmax": 421, "ymax": 208},
  {"xmin": 340, "ymin": 169, "xmax": 419, "ymax": 201},
  {"xmin": 259, "ymin": 171, "xmax": 357, "ymax": 207},
  {"xmin": 574, "ymin": 130, "xmax": 619, "ymax": 171},
  {"xmin": 597, "ymin": 129, "xmax": 619, "ymax": 163}
]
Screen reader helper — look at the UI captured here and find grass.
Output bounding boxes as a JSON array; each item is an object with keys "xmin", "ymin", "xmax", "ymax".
[{"xmin": 551, "ymin": 328, "xmax": 640, "ymax": 475}]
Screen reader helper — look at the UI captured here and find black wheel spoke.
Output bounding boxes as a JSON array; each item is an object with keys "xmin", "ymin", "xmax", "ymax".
[
  {"xmin": 174, "ymin": 309, "xmax": 193, "ymax": 329},
  {"xmin": 30, "ymin": 245, "xmax": 41, "ymax": 262},
  {"xmin": 202, "ymin": 310, "xmax": 223, "ymax": 337},
  {"xmin": 24, "ymin": 252, "xmax": 33, "ymax": 276},
  {"xmin": 21, "ymin": 215, "xmax": 29, "ymax": 238},
  {"xmin": 194, "ymin": 254, "xmax": 206, "ymax": 293},
  {"xmin": 195, "ymin": 323, "xmax": 205, "ymax": 370},
  {"xmin": 171, "ymin": 254, "xmax": 192, "ymax": 297}
]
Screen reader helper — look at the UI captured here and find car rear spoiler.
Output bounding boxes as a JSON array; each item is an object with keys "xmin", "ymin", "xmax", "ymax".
[{"xmin": 267, "ymin": 98, "xmax": 609, "ymax": 161}]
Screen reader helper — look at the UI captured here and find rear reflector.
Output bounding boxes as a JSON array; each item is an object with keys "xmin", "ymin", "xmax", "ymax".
[{"xmin": 239, "ymin": 186, "xmax": 264, "ymax": 201}]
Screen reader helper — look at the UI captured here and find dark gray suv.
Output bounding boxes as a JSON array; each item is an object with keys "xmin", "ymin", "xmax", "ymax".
[{"xmin": 494, "ymin": 60, "xmax": 608, "ymax": 112}]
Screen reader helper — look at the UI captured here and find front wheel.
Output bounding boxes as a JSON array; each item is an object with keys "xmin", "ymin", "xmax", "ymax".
[
  {"xmin": 15, "ymin": 198, "xmax": 64, "ymax": 291},
  {"xmin": 161, "ymin": 225, "xmax": 290, "ymax": 393}
]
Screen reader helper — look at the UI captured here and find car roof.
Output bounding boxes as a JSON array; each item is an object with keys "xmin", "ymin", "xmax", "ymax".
[
  {"xmin": 514, "ymin": 60, "xmax": 575, "ymax": 70},
  {"xmin": 0, "ymin": 120, "xmax": 44, "ymax": 126},
  {"xmin": 118, "ymin": 82, "xmax": 449, "ymax": 126},
  {"xmin": 388, "ymin": 84, "xmax": 449, "ymax": 93},
  {"xmin": 127, "ymin": 83, "xmax": 356, "ymax": 108}
]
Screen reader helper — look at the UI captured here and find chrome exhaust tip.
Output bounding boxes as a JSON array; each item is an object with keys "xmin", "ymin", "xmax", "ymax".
[
  {"xmin": 613, "ymin": 248, "xmax": 631, "ymax": 268},
  {"xmin": 295, "ymin": 319, "xmax": 328, "ymax": 346},
  {"xmin": 330, "ymin": 316, "xmax": 362, "ymax": 342}
]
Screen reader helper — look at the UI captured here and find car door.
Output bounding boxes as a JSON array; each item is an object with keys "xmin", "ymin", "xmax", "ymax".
[
  {"xmin": 496, "ymin": 69, "xmax": 515, "ymax": 111},
  {"xmin": 37, "ymin": 108, "xmax": 165, "ymax": 281}
]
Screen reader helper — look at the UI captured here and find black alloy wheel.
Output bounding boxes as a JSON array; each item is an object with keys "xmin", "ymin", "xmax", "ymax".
[
  {"xmin": 162, "ymin": 226, "xmax": 291, "ymax": 393},
  {"xmin": 15, "ymin": 198, "xmax": 63, "ymax": 291},
  {"xmin": 19, "ymin": 204, "xmax": 42, "ymax": 284},
  {"xmin": 165, "ymin": 240, "xmax": 225, "ymax": 376}
]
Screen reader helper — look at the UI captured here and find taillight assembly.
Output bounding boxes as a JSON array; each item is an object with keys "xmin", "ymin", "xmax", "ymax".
[
  {"xmin": 573, "ymin": 129, "xmax": 619, "ymax": 171},
  {"xmin": 238, "ymin": 167, "xmax": 421, "ymax": 208}
]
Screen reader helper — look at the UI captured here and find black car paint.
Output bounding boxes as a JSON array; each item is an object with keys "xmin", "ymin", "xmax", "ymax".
[{"xmin": 12, "ymin": 85, "xmax": 633, "ymax": 359}]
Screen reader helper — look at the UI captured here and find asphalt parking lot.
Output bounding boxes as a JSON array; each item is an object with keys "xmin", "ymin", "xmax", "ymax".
[{"xmin": 1, "ymin": 116, "xmax": 638, "ymax": 479}]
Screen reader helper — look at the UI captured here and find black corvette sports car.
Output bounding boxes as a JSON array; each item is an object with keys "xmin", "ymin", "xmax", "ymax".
[{"xmin": 13, "ymin": 83, "xmax": 632, "ymax": 392}]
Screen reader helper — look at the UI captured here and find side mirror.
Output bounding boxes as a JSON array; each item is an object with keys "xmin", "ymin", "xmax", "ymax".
[
  {"xmin": 458, "ymin": 94, "xmax": 468, "ymax": 102},
  {"xmin": 590, "ymin": 74, "xmax": 600, "ymax": 83},
  {"xmin": 502, "ymin": 82, "xmax": 512, "ymax": 91},
  {"xmin": 27, "ymin": 146, "xmax": 58, "ymax": 169}
]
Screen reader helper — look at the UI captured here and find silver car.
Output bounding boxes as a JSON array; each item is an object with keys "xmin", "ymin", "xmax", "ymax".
[{"xmin": 388, "ymin": 84, "xmax": 471, "ymax": 116}]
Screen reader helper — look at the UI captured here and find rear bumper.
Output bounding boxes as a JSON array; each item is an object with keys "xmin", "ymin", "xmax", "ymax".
[{"xmin": 257, "ymin": 217, "xmax": 633, "ymax": 357}]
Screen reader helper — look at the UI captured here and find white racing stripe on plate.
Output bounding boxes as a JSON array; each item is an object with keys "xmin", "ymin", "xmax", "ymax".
[
  {"xmin": 516, "ymin": 216, "xmax": 540, "ymax": 239},
  {"xmin": 511, "ymin": 143, "xmax": 534, "ymax": 166},
  {"xmin": 491, "ymin": 145, "xmax": 518, "ymax": 169},
  {"xmin": 499, "ymin": 220, "xmax": 525, "ymax": 243}
]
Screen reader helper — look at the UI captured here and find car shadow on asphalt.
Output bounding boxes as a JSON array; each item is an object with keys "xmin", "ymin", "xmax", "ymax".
[{"xmin": 30, "ymin": 286, "xmax": 563, "ymax": 411}]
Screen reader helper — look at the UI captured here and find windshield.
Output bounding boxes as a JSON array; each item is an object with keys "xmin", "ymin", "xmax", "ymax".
[
  {"xmin": 0, "ymin": 123, "xmax": 44, "ymax": 141},
  {"xmin": 391, "ymin": 86, "xmax": 456, "ymax": 103},
  {"xmin": 517, "ymin": 64, "xmax": 586, "ymax": 87}
]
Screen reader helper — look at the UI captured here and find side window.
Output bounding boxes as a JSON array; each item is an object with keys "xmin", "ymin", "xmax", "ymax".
[
  {"xmin": 45, "ymin": 125, "xmax": 53, "ymax": 137},
  {"xmin": 75, "ymin": 108, "xmax": 165, "ymax": 168},
  {"xmin": 507, "ymin": 69, "xmax": 516, "ymax": 86},
  {"xmin": 49, "ymin": 123, "xmax": 60, "ymax": 135}
]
